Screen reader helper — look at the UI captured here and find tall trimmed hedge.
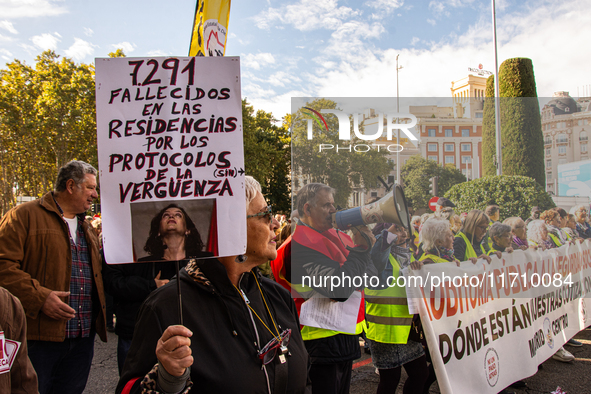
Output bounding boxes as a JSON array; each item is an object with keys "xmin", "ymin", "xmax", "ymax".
[
  {"xmin": 482, "ymin": 58, "xmax": 545, "ymax": 186},
  {"xmin": 444, "ymin": 175, "xmax": 555, "ymax": 221}
]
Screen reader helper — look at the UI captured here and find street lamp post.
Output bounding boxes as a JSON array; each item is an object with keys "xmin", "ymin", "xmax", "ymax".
[
  {"xmin": 492, "ymin": 0, "xmax": 502, "ymax": 175},
  {"xmin": 396, "ymin": 54, "xmax": 403, "ymax": 184}
]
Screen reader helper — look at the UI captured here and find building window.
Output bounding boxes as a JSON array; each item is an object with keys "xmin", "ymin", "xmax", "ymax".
[
  {"xmin": 475, "ymin": 112, "xmax": 483, "ymax": 118},
  {"xmin": 371, "ymin": 192, "xmax": 378, "ymax": 198},
  {"xmin": 462, "ymin": 169, "xmax": 467, "ymax": 175},
  {"xmin": 461, "ymin": 129, "xmax": 470, "ymax": 137},
  {"xmin": 445, "ymin": 156, "xmax": 455, "ymax": 164},
  {"xmin": 445, "ymin": 129, "xmax": 453, "ymax": 137},
  {"xmin": 547, "ymin": 172, "xmax": 552, "ymax": 181},
  {"xmin": 544, "ymin": 136, "xmax": 552, "ymax": 145},
  {"xmin": 428, "ymin": 156, "xmax": 438, "ymax": 162},
  {"xmin": 558, "ymin": 146, "xmax": 567, "ymax": 155},
  {"xmin": 428, "ymin": 129, "xmax": 436, "ymax": 137},
  {"xmin": 546, "ymin": 148, "xmax": 551, "ymax": 156},
  {"xmin": 461, "ymin": 143, "xmax": 471, "ymax": 151},
  {"xmin": 387, "ymin": 175, "xmax": 395, "ymax": 184},
  {"xmin": 556, "ymin": 133, "xmax": 568, "ymax": 144},
  {"xmin": 462, "ymin": 156, "xmax": 471, "ymax": 164},
  {"xmin": 546, "ymin": 160, "xmax": 552, "ymax": 169},
  {"xmin": 427, "ymin": 143, "xmax": 437, "ymax": 152},
  {"xmin": 444, "ymin": 143, "xmax": 454, "ymax": 152},
  {"xmin": 580, "ymin": 131, "xmax": 588, "ymax": 141},
  {"xmin": 582, "ymin": 144, "xmax": 588, "ymax": 153}
]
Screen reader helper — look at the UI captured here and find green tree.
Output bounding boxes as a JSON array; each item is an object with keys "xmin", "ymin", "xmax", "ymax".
[
  {"xmin": 400, "ymin": 155, "xmax": 466, "ymax": 211},
  {"xmin": 482, "ymin": 58, "xmax": 545, "ymax": 186},
  {"xmin": 0, "ymin": 51, "xmax": 97, "ymax": 215},
  {"xmin": 242, "ymin": 99, "xmax": 291, "ymax": 213},
  {"xmin": 290, "ymin": 98, "xmax": 391, "ymax": 208},
  {"xmin": 444, "ymin": 175, "xmax": 555, "ymax": 220}
]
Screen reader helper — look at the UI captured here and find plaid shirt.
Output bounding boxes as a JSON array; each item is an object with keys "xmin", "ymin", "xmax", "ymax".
[{"xmin": 65, "ymin": 215, "xmax": 93, "ymax": 338}]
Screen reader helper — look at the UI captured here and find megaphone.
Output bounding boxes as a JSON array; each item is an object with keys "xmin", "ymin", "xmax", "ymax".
[{"xmin": 331, "ymin": 184, "xmax": 411, "ymax": 233}]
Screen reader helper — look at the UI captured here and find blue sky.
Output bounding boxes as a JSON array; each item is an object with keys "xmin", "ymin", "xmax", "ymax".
[{"xmin": 1, "ymin": 0, "xmax": 590, "ymax": 118}]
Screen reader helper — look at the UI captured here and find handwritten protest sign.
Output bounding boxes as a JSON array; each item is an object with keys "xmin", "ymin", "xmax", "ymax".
[
  {"xmin": 95, "ymin": 56, "xmax": 245, "ymax": 264},
  {"xmin": 406, "ymin": 241, "xmax": 591, "ymax": 393}
]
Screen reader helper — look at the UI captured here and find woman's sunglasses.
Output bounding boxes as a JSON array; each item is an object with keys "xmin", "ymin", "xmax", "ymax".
[{"xmin": 247, "ymin": 205, "xmax": 273, "ymax": 224}]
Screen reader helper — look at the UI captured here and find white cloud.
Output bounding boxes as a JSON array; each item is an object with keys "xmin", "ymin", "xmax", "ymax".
[
  {"xmin": 31, "ymin": 32, "xmax": 60, "ymax": 50},
  {"xmin": 0, "ymin": 0, "xmax": 68, "ymax": 18},
  {"xmin": 410, "ymin": 36, "xmax": 420, "ymax": 45},
  {"xmin": 0, "ymin": 48, "xmax": 12, "ymax": 60},
  {"xmin": 64, "ymin": 38, "xmax": 94, "ymax": 61},
  {"xmin": 112, "ymin": 41, "xmax": 136, "ymax": 53},
  {"xmin": 147, "ymin": 49, "xmax": 169, "ymax": 57},
  {"xmin": 241, "ymin": 52, "xmax": 276, "ymax": 70},
  {"xmin": 427, "ymin": 19, "xmax": 436, "ymax": 26},
  {"xmin": 0, "ymin": 20, "xmax": 17, "ymax": 34},
  {"xmin": 254, "ymin": 0, "xmax": 360, "ymax": 31},
  {"xmin": 84, "ymin": 27, "xmax": 93, "ymax": 37},
  {"xmin": 366, "ymin": 0, "xmax": 404, "ymax": 13},
  {"xmin": 0, "ymin": 33, "xmax": 14, "ymax": 42}
]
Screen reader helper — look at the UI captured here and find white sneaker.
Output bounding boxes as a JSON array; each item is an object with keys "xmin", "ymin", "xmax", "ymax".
[{"xmin": 552, "ymin": 347, "xmax": 575, "ymax": 362}]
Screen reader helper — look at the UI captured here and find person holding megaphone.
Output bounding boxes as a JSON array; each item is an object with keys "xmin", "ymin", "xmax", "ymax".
[{"xmin": 272, "ymin": 182, "xmax": 378, "ymax": 394}]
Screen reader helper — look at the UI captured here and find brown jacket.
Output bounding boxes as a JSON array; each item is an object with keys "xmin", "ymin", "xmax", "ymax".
[
  {"xmin": 0, "ymin": 287, "xmax": 39, "ymax": 393},
  {"xmin": 0, "ymin": 192, "xmax": 106, "ymax": 342}
]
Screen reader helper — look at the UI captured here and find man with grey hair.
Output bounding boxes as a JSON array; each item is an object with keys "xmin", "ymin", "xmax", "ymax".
[
  {"xmin": 0, "ymin": 160, "xmax": 107, "ymax": 394},
  {"xmin": 271, "ymin": 182, "xmax": 376, "ymax": 394}
]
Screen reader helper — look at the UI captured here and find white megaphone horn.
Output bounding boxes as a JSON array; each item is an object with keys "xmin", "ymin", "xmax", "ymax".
[{"xmin": 331, "ymin": 184, "xmax": 411, "ymax": 233}]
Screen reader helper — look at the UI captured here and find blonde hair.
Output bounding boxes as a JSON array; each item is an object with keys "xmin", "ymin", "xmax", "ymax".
[{"xmin": 461, "ymin": 209, "xmax": 489, "ymax": 244}]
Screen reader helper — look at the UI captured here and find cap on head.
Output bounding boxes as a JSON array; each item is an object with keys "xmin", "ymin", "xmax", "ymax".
[{"xmin": 436, "ymin": 197, "xmax": 456, "ymax": 208}]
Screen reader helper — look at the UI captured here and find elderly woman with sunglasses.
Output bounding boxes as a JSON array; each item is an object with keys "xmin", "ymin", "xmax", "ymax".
[{"xmin": 117, "ymin": 176, "xmax": 310, "ymax": 394}]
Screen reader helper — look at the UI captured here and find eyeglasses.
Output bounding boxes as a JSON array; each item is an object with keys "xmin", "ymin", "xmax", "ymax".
[
  {"xmin": 258, "ymin": 328, "xmax": 291, "ymax": 365},
  {"xmin": 247, "ymin": 206, "xmax": 273, "ymax": 224}
]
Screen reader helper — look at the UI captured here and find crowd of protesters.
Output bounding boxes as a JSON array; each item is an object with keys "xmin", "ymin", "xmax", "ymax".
[{"xmin": 0, "ymin": 163, "xmax": 589, "ymax": 394}]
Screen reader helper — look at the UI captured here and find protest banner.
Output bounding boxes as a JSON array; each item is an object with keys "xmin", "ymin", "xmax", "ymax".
[
  {"xmin": 407, "ymin": 241, "xmax": 591, "ymax": 394},
  {"xmin": 407, "ymin": 241, "xmax": 591, "ymax": 393},
  {"xmin": 95, "ymin": 56, "xmax": 245, "ymax": 264}
]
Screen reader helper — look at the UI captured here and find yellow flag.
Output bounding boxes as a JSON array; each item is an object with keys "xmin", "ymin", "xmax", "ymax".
[{"xmin": 189, "ymin": 0, "xmax": 231, "ymax": 57}]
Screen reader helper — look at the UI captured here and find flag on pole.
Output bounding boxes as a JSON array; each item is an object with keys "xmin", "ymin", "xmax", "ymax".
[{"xmin": 189, "ymin": 0, "xmax": 231, "ymax": 57}]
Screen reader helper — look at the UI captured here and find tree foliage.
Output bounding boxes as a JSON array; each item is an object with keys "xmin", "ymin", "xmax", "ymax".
[
  {"xmin": 242, "ymin": 99, "xmax": 291, "ymax": 213},
  {"xmin": 444, "ymin": 175, "xmax": 555, "ymax": 220},
  {"xmin": 0, "ymin": 50, "xmax": 97, "ymax": 215},
  {"xmin": 482, "ymin": 58, "xmax": 545, "ymax": 186},
  {"xmin": 400, "ymin": 155, "xmax": 466, "ymax": 211},
  {"xmin": 291, "ymin": 98, "xmax": 391, "ymax": 208}
]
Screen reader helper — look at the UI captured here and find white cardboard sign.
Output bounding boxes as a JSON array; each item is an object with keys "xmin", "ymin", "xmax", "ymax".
[{"xmin": 95, "ymin": 56, "xmax": 245, "ymax": 263}]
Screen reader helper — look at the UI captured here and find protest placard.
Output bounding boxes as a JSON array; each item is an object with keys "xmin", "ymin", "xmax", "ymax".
[{"xmin": 95, "ymin": 56, "xmax": 245, "ymax": 264}]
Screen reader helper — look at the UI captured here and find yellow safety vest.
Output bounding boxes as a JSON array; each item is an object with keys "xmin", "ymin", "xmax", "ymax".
[
  {"xmin": 455, "ymin": 232, "xmax": 478, "ymax": 259},
  {"xmin": 418, "ymin": 253, "xmax": 451, "ymax": 264},
  {"xmin": 487, "ymin": 247, "xmax": 501, "ymax": 256},
  {"xmin": 364, "ymin": 255, "xmax": 413, "ymax": 344},
  {"xmin": 548, "ymin": 233, "xmax": 563, "ymax": 248},
  {"xmin": 296, "ymin": 281, "xmax": 365, "ymax": 341}
]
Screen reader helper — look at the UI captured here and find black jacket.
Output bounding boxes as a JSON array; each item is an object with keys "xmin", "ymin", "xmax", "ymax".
[
  {"xmin": 453, "ymin": 232, "xmax": 484, "ymax": 262},
  {"xmin": 116, "ymin": 258, "xmax": 310, "ymax": 394},
  {"xmin": 103, "ymin": 256, "xmax": 190, "ymax": 339}
]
